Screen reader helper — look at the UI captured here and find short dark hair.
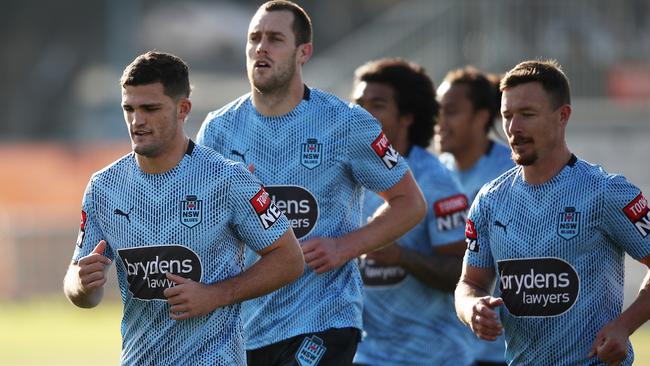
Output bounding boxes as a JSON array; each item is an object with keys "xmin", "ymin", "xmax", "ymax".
[
  {"xmin": 261, "ymin": 0, "xmax": 312, "ymax": 46},
  {"xmin": 443, "ymin": 66, "xmax": 502, "ymax": 133},
  {"xmin": 500, "ymin": 60, "xmax": 571, "ymax": 108},
  {"xmin": 354, "ymin": 58, "xmax": 437, "ymax": 148},
  {"xmin": 120, "ymin": 51, "xmax": 191, "ymax": 99}
]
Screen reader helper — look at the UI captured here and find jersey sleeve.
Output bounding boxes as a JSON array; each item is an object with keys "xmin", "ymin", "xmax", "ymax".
[
  {"xmin": 71, "ymin": 177, "xmax": 113, "ymax": 262},
  {"xmin": 347, "ymin": 106, "xmax": 408, "ymax": 193},
  {"xmin": 227, "ymin": 162, "xmax": 290, "ymax": 253},
  {"xmin": 602, "ymin": 175, "xmax": 650, "ymax": 260},
  {"xmin": 196, "ymin": 111, "xmax": 223, "ymax": 151},
  {"xmin": 463, "ymin": 188, "xmax": 495, "ymax": 268},
  {"xmin": 427, "ymin": 181, "xmax": 469, "ymax": 248}
]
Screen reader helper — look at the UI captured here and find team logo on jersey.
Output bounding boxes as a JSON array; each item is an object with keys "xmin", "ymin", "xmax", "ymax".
[
  {"xmin": 76, "ymin": 210, "xmax": 87, "ymax": 248},
  {"xmin": 295, "ymin": 335, "xmax": 326, "ymax": 366},
  {"xmin": 266, "ymin": 185, "xmax": 318, "ymax": 238},
  {"xmin": 371, "ymin": 132, "xmax": 399, "ymax": 169},
  {"xmin": 623, "ymin": 192, "xmax": 650, "ymax": 238},
  {"xmin": 557, "ymin": 207, "xmax": 580, "ymax": 240},
  {"xmin": 118, "ymin": 244, "xmax": 203, "ymax": 301},
  {"xmin": 301, "ymin": 138, "xmax": 322, "ymax": 169},
  {"xmin": 250, "ymin": 187, "xmax": 283, "ymax": 230},
  {"xmin": 465, "ymin": 219, "xmax": 479, "ymax": 252},
  {"xmin": 180, "ymin": 195, "xmax": 202, "ymax": 228},
  {"xmin": 434, "ymin": 194, "xmax": 468, "ymax": 231},
  {"xmin": 358, "ymin": 256, "xmax": 407, "ymax": 286},
  {"xmin": 497, "ymin": 257, "xmax": 579, "ymax": 317}
]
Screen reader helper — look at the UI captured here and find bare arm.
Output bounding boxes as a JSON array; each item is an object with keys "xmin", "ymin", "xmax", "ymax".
[
  {"xmin": 302, "ymin": 171, "xmax": 426, "ymax": 273},
  {"xmin": 367, "ymin": 240, "xmax": 465, "ymax": 292},
  {"xmin": 164, "ymin": 228, "xmax": 303, "ymax": 320},
  {"xmin": 454, "ymin": 262, "xmax": 504, "ymax": 340},
  {"xmin": 589, "ymin": 255, "xmax": 650, "ymax": 365},
  {"xmin": 63, "ymin": 240, "xmax": 112, "ymax": 308}
]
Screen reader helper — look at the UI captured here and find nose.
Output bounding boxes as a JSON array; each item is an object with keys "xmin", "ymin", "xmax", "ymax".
[
  {"xmin": 130, "ymin": 110, "xmax": 146, "ymax": 127},
  {"xmin": 504, "ymin": 114, "xmax": 521, "ymax": 137},
  {"xmin": 256, "ymin": 37, "xmax": 268, "ymax": 55}
]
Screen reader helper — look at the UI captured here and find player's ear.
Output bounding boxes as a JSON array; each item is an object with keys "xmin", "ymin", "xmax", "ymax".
[
  {"xmin": 297, "ymin": 42, "xmax": 312, "ymax": 66},
  {"xmin": 177, "ymin": 98, "xmax": 192, "ymax": 121}
]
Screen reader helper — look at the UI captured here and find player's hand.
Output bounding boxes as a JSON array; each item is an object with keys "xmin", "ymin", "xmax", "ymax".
[
  {"xmin": 163, "ymin": 273, "xmax": 218, "ymax": 320},
  {"xmin": 366, "ymin": 243, "xmax": 401, "ymax": 266},
  {"xmin": 469, "ymin": 296, "xmax": 504, "ymax": 341},
  {"xmin": 301, "ymin": 237, "xmax": 345, "ymax": 274},
  {"xmin": 77, "ymin": 240, "xmax": 111, "ymax": 293},
  {"xmin": 588, "ymin": 319, "xmax": 629, "ymax": 365}
]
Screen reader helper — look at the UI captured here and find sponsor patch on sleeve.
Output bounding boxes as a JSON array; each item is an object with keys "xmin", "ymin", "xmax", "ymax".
[
  {"xmin": 623, "ymin": 192, "xmax": 650, "ymax": 238},
  {"xmin": 76, "ymin": 210, "xmax": 87, "ymax": 248},
  {"xmin": 465, "ymin": 218, "xmax": 479, "ymax": 252},
  {"xmin": 371, "ymin": 132, "xmax": 399, "ymax": 169},
  {"xmin": 250, "ymin": 187, "xmax": 282, "ymax": 230},
  {"xmin": 434, "ymin": 194, "xmax": 469, "ymax": 231}
]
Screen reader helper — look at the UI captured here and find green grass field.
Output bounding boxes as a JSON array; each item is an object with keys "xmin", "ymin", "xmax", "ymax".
[{"xmin": 1, "ymin": 296, "xmax": 649, "ymax": 366}]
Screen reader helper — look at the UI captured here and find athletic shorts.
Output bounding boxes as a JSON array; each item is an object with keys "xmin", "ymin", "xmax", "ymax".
[{"xmin": 247, "ymin": 327, "xmax": 361, "ymax": 366}]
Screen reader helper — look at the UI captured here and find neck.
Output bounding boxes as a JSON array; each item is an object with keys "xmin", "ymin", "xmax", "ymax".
[
  {"xmin": 521, "ymin": 145, "xmax": 572, "ymax": 185},
  {"xmin": 252, "ymin": 78, "xmax": 305, "ymax": 116},
  {"xmin": 136, "ymin": 135, "xmax": 189, "ymax": 174},
  {"xmin": 453, "ymin": 136, "xmax": 491, "ymax": 171}
]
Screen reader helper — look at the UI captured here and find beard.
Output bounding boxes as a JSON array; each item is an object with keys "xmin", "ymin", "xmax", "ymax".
[
  {"xmin": 510, "ymin": 136, "xmax": 537, "ymax": 166},
  {"xmin": 249, "ymin": 51, "xmax": 298, "ymax": 94}
]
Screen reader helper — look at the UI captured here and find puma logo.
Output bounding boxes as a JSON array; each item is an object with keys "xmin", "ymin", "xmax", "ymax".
[
  {"xmin": 231, "ymin": 149, "xmax": 247, "ymax": 164},
  {"xmin": 494, "ymin": 220, "xmax": 508, "ymax": 233},
  {"xmin": 114, "ymin": 207, "xmax": 133, "ymax": 223}
]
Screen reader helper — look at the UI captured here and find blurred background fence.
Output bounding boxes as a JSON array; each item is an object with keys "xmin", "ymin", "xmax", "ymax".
[{"xmin": 1, "ymin": 0, "xmax": 648, "ymax": 304}]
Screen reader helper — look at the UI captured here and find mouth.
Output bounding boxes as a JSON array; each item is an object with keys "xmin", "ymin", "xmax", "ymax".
[
  {"xmin": 132, "ymin": 130, "xmax": 152, "ymax": 139},
  {"xmin": 254, "ymin": 59, "xmax": 271, "ymax": 69},
  {"xmin": 510, "ymin": 137, "xmax": 533, "ymax": 148}
]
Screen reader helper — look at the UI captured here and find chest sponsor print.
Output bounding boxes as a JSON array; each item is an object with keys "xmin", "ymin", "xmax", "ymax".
[
  {"xmin": 266, "ymin": 185, "xmax": 318, "ymax": 239},
  {"xmin": 557, "ymin": 207, "xmax": 580, "ymax": 240},
  {"xmin": 357, "ymin": 256, "xmax": 407, "ymax": 286},
  {"xmin": 301, "ymin": 138, "xmax": 323, "ymax": 169},
  {"xmin": 497, "ymin": 257, "xmax": 579, "ymax": 317},
  {"xmin": 180, "ymin": 195, "xmax": 202, "ymax": 228},
  {"xmin": 118, "ymin": 244, "xmax": 202, "ymax": 300},
  {"xmin": 371, "ymin": 132, "xmax": 399, "ymax": 169},
  {"xmin": 623, "ymin": 192, "xmax": 650, "ymax": 238},
  {"xmin": 434, "ymin": 194, "xmax": 468, "ymax": 231}
]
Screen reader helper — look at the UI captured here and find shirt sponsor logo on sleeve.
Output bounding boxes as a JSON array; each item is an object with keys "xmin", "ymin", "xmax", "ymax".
[
  {"xmin": 76, "ymin": 210, "xmax": 87, "ymax": 248},
  {"xmin": 434, "ymin": 194, "xmax": 468, "ymax": 231},
  {"xmin": 465, "ymin": 219, "xmax": 479, "ymax": 252},
  {"xmin": 623, "ymin": 192, "xmax": 650, "ymax": 238},
  {"xmin": 497, "ymin": 257, "xmax": 579, "ymax": 317},
  {"xmin": 371, "ymin": 132, "xmax": 399, "ymax": 169},
  {"xmin": 118, "ymin": 244, "xmax": 203, "ymax": 301},
  {"xmin": 250, "ymin": 187, "xmax": 282, "ymax": 230}
]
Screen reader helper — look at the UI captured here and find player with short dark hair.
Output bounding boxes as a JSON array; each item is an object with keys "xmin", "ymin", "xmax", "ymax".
[
  {"xmin": 455, "ymin": 59, "xmax": 650, "ymax": 366},
  {"xmin": 197, "ymin": 2, "xmax": 427, "ymax": 365},
  {"xmin": 436, "ymin": 66, "xmax": 512, "ymax": 365},
  {"xmin": 63, "ymin": 51, "xmax": 304, "ymax": 365},
  {"xmin": 351, "ymin": 58, "xmax": 473, "ymax": 366}
]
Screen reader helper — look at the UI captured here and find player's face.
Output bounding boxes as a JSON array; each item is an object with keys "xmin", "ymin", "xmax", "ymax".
[
  {"xmin": 246, "ymin": 9, "xmax": 301, "ymax": 93},
  {"xmin": 353, "ymin": 81, "xmax": 407, "ymax": 147},
  {"xmin": 501, "ymin": 82, "xmax": 565, "ymax": 166},
  {"xmin": 435, "ymin": 82, "xmax": 479, "ymax": 155},
  {"xmin": 121, "ymin": 83, "xmax": 184, "ymax": 158}
]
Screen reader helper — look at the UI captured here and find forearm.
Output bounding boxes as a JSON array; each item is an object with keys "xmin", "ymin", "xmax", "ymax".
[
  {"xmin": 616, "ymin": 270, "xmax": 650, "ymax": 335},
  {"xmin": 455, "ymin": 277, "xmax": 492, "ymax": 325},
  {"xmin": 214, "ymin": 239, "xmax": 303, "ymax": 307},
  {"xmin": 399, "ymin": 247, "xmax": 462, "ymax": 292},
  {"xmin": 63, "ymin": 264, "xmax": 104, "ymax": 308}
]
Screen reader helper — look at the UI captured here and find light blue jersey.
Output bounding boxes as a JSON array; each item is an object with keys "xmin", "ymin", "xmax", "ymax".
[
  {"xmin": 354, "ymin": 146, "xmax": 473, "ymax": 366},
  {"xmin": 440, "ymin": 140, "xmax": 514, "ymax": 202},
  {"xmin": 440, "ymin": 140, "xmax": 513, "ymax": 362},
  {"xmin": 465, "ymin": 155, "xmax": 650, "ymax": 365},
  {"xmin": 197, "ymin": 87, "xmax": 409, "ymax": 349},
  {"xmin": 72, "ymin": 141, "xmax": 290, "ymax": 365}
]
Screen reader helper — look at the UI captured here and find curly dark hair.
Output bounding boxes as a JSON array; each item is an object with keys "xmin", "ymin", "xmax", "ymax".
[
  {"xmin": 442, "ymin": 66, "xmax": 502, "ymax": 133},
  {"xmin": 353, "ymin": 58, "xmax": 437, "ymax": 148},
  {"xmin": 120, "ymin": 51, "xmax": 191, "ymax": 99}
]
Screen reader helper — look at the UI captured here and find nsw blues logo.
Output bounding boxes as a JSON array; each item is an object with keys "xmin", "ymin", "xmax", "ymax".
[
  {"xmin": 557, "ymin": 207, "xmax": 580, "ymax": 240},
  {"xmin": 180, "ymin": 195, "xmax": 202, "ymax": 228},
  {"xmin": 295, "ymin": 335, "xmax": 326, "ymax": 366},
  {"xmin": 301, "ymin": 138, "xmax": 322, "ymax": 169}
]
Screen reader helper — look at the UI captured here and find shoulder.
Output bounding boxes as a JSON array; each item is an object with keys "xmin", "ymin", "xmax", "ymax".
[
  {"xmin": 203, "ymin": 93, "xmax": 252, "ymax": 125},
  {"xmin": 410, "ymin": 147, "xmax": 462, "ymax": 193},
  {"xmin": 308, "ymin": 88, "xmax": 378, "ymax": 125},
  {"xmin": 477, "ymin": 165, "xmax": 520, "ymax": 198},
  {"xmin": 91, "ymin": 152, "xmax": 136, "ymax": 182}
]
